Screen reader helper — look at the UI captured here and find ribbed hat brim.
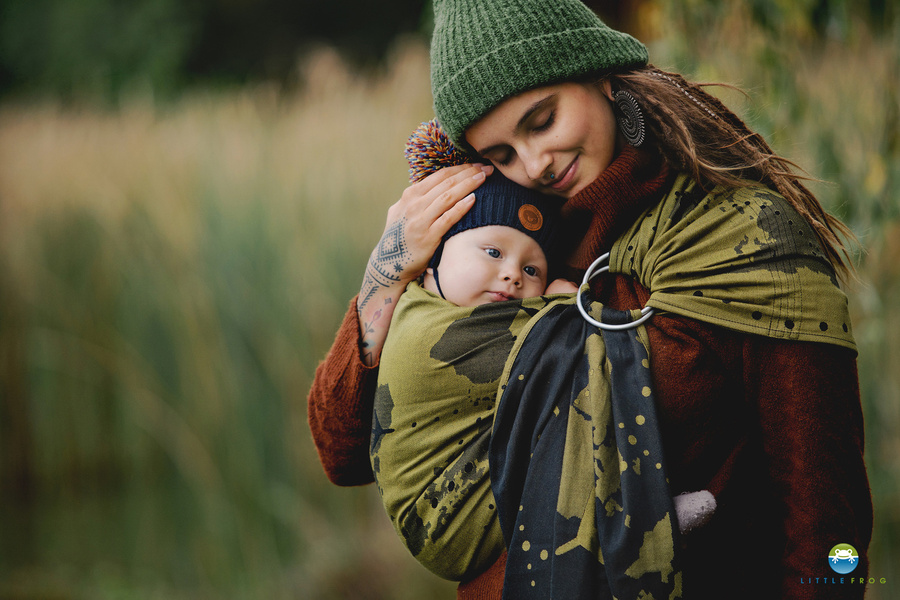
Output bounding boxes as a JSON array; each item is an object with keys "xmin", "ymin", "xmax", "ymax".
[{"xmin": 431, "ymin": 0, "xmax": 648, "ymax": 147}]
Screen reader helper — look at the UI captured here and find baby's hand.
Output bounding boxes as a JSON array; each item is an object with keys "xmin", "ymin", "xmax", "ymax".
[
  {"xmin": 674, "ymin": 490, "xmax": 716, "ymax": 534},
  {"xmin": 545, "ymin": 278, "xmax": 579, "ymax": 295}
]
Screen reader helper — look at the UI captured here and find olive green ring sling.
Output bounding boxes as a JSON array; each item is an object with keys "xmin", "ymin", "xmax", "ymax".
[{"xmin": 370, "ymin": 175, "xmax": 854, "ymax": 597}]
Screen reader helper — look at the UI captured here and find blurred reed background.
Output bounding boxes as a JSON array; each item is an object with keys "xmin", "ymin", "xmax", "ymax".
[{"xmin": 0, "ymin": 1, "xmax": 898, "ymax": 598}]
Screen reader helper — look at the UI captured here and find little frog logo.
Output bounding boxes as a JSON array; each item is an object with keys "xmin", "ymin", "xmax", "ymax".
[{"xmin": 828, "ymin": 543, "xmax": 859, "ymax": 574}]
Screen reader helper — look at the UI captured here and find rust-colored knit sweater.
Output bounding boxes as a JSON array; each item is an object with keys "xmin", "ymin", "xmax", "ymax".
[{"xmin": 307, "ymin": 147, "xmax": 872, "ymax": 599}]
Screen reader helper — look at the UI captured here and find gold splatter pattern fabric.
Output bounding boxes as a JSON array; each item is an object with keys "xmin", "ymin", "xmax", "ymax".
[
  {"xmin": 490, "ymin": 295, "xmax": 681, "ymax": 599},
  {"xmin": 370, "ymin": 283, "xmax": 551, "ymax": 580},
  {"xmin": 610, "ymin": 173, "xmax": 855, "ymax": 352}
]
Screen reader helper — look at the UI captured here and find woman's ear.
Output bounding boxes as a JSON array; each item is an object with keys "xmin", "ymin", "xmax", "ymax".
[{"xmin": 600, "ymin": 79, "xmax": 614, "ymax": 102}]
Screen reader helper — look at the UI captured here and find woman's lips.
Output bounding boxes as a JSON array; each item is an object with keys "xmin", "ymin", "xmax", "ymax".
[{"xmin": 549, "ymin": 157, "xmax": 577, "ymax": 192}]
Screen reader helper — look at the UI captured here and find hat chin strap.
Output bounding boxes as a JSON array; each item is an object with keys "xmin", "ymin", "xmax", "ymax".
[
  {"xmin": 429, "ymin": 240, "xmax": 448, "ymax": 300},
  {"xmin": 432, "ymin": 266, "xmax": 447, "ymax": 300}
]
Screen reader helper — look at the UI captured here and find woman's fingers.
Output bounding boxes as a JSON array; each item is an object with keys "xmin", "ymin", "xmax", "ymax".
[
  {"xmin": 415, "ymin": 162, "xmax": 487, "ymax": 192},
  {"xmin": 389, "ymin": 164, "xmax": 480, "ymax": 222},
  {"xmin": 431, "ymin": 192, "xmax": 476, "ymax": 234},
  {"xmin": 407, "ymin": 165, "xmax": 488, "ymax": 251},
  {"xmin": 418, "ymin": 164, "xmax": 492, "ymax": 225}
]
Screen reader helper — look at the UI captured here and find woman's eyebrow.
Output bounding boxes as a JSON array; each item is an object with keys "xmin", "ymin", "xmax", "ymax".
[{"xmin": 475, "ymin": 93, "xmax": 557, "ymax": 156}]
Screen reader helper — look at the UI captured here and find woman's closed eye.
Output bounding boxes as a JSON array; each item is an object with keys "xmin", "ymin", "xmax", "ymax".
[
  {"xmin": 484, "ymin": 111, "xmax": 555, "ymax": 166},
  {"xmin": 532, "ymin": 110, "xmax": 555, "ymax": 133},
  {"xmin": 488, "ymin": 149, "xmax": 514, "ymax": 167}
]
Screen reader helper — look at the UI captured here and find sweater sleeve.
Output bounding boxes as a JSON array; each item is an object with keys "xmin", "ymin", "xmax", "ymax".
[
  {"xmin": 748, "ymin": 337, "xmax": 873, "ymax": 598},
  {"xmin": 307, "ymin": 296, "xmax": 378, "ymax": 486}
]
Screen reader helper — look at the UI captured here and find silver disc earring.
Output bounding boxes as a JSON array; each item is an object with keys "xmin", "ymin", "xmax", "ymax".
[{"xmin": 614, "ymin": 90, "xmax": 646, "ymax": 148}]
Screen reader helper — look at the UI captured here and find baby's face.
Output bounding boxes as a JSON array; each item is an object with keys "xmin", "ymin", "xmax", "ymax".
[{"xmin": 423, "ymin": 225, "xmax": 548, "ymax": 306}]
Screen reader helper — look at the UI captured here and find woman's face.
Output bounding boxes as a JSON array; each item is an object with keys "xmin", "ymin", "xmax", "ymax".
[
  {"xmin": 465, "ymin": 81, "xmax": 619, "ymax": 199},
  {"xmin": 422, "ymin": 225, "xmax": 548, "ymax": 307}
]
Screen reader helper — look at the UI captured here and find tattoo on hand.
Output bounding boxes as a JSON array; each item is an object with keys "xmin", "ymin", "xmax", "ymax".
[{"xmin": 359, "ymin": 217, "xmax": 411, "ymax": 312}]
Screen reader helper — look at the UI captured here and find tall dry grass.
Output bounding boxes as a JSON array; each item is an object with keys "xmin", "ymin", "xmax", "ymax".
[
  {"xmin": 0, "ymin": 10, "xmax": 898, "ymax": 598},
  {"xmin": 0, "ymin": 41, "xmax": 456, "ymax": 598}
]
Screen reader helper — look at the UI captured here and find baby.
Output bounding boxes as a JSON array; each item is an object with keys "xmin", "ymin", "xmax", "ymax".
[{"xmin": 371, "ymin": 128, "xmax": 578, "ymax": 580}]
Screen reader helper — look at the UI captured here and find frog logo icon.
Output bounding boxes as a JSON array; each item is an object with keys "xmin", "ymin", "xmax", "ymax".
[{"xmin": 828, "ymin": 543, "xmax": 859, "ymax": 574}]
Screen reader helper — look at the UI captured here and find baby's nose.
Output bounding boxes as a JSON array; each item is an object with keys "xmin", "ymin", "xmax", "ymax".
[{"xmin": 503, "ymin": 271, "xmax": 522, "ymax": 286}]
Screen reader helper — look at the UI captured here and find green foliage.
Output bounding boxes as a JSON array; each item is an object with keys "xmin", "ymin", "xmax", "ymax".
[
  {"xmin": 0, "ymin": 0, "xmax": 195, "ymax": 101},
  {"xmin": 0, "ymin": 0, "xmax": 428, "ymax": 102}
]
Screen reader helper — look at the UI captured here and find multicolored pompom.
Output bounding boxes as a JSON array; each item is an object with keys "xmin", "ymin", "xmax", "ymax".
[{"xmin": 404, "ymin": 118, "xmax": 471, "ymax": 183}]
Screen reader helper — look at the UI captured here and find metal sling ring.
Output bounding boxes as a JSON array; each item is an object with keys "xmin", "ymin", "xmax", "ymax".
[{"xmin": 576, "ymin": 252, "xmax": 655, "ymax": 331}]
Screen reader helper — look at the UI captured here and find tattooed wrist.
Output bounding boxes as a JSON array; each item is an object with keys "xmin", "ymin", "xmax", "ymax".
[{"xmin": 359, "ymin": 217, "xmax": 412, "ymax": 312}]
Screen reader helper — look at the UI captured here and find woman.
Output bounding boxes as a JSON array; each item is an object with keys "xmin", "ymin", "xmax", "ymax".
[{"xmin": 308, "ymin": 0, "xmax": 872, "ymax": 598}]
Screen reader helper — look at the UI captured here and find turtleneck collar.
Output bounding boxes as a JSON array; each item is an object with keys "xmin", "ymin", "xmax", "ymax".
[{"xmin": 560, "ymin": 145, "xmax": 672, "ymax": 272}]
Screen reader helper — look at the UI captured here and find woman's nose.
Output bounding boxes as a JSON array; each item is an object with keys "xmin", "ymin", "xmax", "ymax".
[{"xmin": 520, "ymin": 147, "xmax": 552, "ymax": 182}]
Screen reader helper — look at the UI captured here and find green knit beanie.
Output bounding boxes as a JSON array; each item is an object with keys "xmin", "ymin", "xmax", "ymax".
[{"xmin": 431, "ymin": 0, "xmax": 649, "ymax": 147}]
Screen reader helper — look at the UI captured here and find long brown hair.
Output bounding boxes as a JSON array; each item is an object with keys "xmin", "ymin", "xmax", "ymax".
[{"xmin": 610, "ymin": 65, "xmax": 855, "ymax": 282}]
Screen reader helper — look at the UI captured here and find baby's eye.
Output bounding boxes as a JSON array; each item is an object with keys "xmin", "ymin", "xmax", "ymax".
[
  {"xmin": 524, "ymin": 266, "xmax": 538, "ymax": 276},
  {"xmin": 485, "ymin": 248, "xmax": 501, "ymax": 258}
]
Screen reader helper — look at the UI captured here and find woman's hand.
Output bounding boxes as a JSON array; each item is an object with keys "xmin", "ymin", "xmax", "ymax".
[
  {"xmin": 367, "ymin": 163, "xmax": 493, "ymax": 292},
  {"xmin": 357, "ymin": 163, "xmax": 493, "ymax": 366}
]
